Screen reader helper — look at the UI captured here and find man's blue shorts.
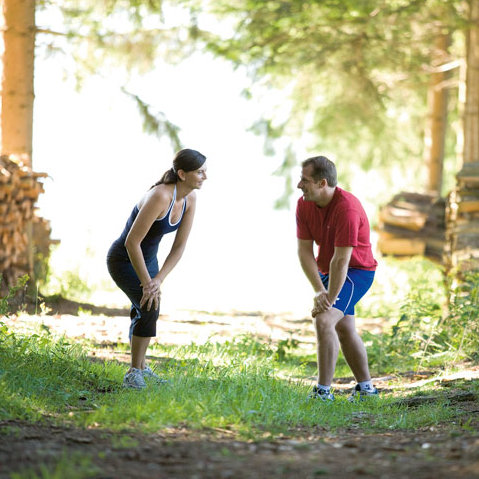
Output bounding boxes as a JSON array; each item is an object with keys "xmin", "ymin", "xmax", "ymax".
[{"xmin": 319, "ymin": 268, "xmax": 375, "ymax": 316}]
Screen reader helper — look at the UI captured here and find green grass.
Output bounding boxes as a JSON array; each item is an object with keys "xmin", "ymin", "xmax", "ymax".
[
  {"xmin": 3, "ymin": 238, "xmax": 478, "ymax": 477},
  {"xmin": 1, "ymin": 256, "xmax": 477, "ymax": 442},
  {"xmin": 0, "ymin": 322, "xmax": 470, "ymax": 440},
  {"xmin": 356, "ymin": 257, "xmax": 479, "ymax": 372},
  {"xmin": 10, "ymin": 452, "xmax": 100, "ymax": 479},
  {"xmin": 1, "ymin": 255, "xmax": 478, "ymax": 443}
]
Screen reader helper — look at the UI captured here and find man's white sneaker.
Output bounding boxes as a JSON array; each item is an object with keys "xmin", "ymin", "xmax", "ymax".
[
  {"xmin": 308, "ymin": 385, "xmax": 335, "ymax": 401},
  {"xmin": 123, "ymin": 368, "xmax": 146, "ymax": 389},
  {"xmin": 348, "ymin": 384, "xmax": 379, "ymax": 402}
]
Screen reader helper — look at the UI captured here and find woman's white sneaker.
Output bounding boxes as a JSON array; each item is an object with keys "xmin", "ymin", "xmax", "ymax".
[
  {"xmin": 123, "ymin": 368, "xmax": 147, "ymax": 389},
  {"xmin": 142, "ymin": 366, "xmax": 168, "ymax": 384}
]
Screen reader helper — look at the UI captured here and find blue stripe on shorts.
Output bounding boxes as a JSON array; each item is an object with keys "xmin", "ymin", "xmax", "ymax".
[{"xmin": 319, "ymin": 268, "xmax": 375, "ymax": 316}]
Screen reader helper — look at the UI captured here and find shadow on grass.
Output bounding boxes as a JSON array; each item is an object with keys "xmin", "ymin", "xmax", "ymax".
[{"xmin": 15, "ymin": 294, "xmax": 130, "ymax": 317}]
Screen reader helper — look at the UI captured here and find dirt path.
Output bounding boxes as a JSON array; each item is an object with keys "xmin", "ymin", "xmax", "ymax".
[
  {"xmin": 8, "ymin": 295, "xmax": 385, "ymax": 346},
  {"xmin": 2, "ymin": 301, "xmax": 479, "ymax": 478},
  {"xmin": 1, "ymin": 418, "xmax": 478, "ymax": 478}
]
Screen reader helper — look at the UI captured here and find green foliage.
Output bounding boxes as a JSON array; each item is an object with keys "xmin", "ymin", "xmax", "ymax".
[
  {"xmin": 0, "ymin": 324, "xmax": 118, "ymax": 421},
  {"xmin": 365, "ymin": 293, "xmax": 444, "ymax": 373},
  {"xmin": 445, "ymin": 272, "xmax": 479, "ymax": 359},
  {"xmin": 36, "ymin": 0, "xmax": 470, "ymax": 204},
  {"xmin": 273, "ymin": 336, "xmax": 300, "ymax": 362},
  {"xmin": 10, "ymin": 451, "xmax": 100, "ymax": 479},
  {"xmin": 363, "ymin": 265, "xmax": 479, "ymax": 374},
  {"xmin": 41, "ymin": 268, "xmax": 92, "ymax": 302},
  {"xmin": 36, "ymin": 0, "xmax": 192, "ymax": 151},
  {"xmin": 33, "ymin": 252, "xmax": 51, "ymax": 289},
  {"xmin": 179, "ymin": 0, "xmax": 467, "ymax": 200},
  {"xmin": 356, "ymin": 256, "xmax": 445, "ymax": 322},
  {"xmin": 42, "ymin": 0, "xmax": 170, "ymax": 75},
  {"xmin": 0, "ymin": 275, "xmax": 30, "ymax": 316},
  {"xmin": 122, "ymin": 88, "xmax": 182, "ymax": 150}
]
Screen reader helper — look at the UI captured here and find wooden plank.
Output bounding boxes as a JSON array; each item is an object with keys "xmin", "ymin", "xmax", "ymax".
[
  {"xmin": 458, "ymin": 175, "xmax": 479, "ymax": 182},
  {"xmin": 1, "ymin": 184, "xmax": 14, "ymax": 194},
  {"xmin": 377, "ymin": 236, "xmax": 426, "ymax": 255},
  {"xmin": 392, "ymin": 192, "xmax": 437, "ymax": 204},
  {"xmin": 379, "ymin": 206, "xmax": 428, "ymax": 231},
  {"xmin": 457, "ymin": 200, "xmax": 479, "ymax": 213},
  {"xmin": 0, "ymin": 155, "xmax": 52, "ymax": 288},
  {"xmin": 455, "ymin": 233, "xmax": 479, "ymax": 250},
  {"xmin": 449, "ymin": 220, "xmax": 479, "ymax": 234},
  {"xmin": 425, "ymin": 237, "xmax": 446, "ymax": 250},
  {"xmin": 457, "ymin": 162, "xmax": 479, "ymax": 182}
]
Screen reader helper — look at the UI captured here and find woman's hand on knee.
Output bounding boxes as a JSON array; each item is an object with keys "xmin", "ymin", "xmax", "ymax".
[
  {"xmin": 140, "ymin": 279, "xmax": 162, "ymax": 311},
  {"xmin": 140, "ymin": 290, "xmax": 160, "ymax": 311},
  {"xmin": 142, "ymin": 278, "xmax": 161, "ymax": 295}
]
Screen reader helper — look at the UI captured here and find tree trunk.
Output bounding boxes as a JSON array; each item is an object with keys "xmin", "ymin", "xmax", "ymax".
[
  {"xmin": 463, "ymin": 0, "xmax": 479, "ymax": 165},
  {"xmin": 424, "ymin": 33, "xmax": 450, "ymax": 196},
  {"xmin": 1, "ymin": 0, "xmax": 36, "ymax": 289},
  {"xmin": 445, "ymin": 0, "xmax": 479, "ymax": 284},
  {"xmin": 1, "ymin": 0, "xmax": 35, "ymax": 166}
]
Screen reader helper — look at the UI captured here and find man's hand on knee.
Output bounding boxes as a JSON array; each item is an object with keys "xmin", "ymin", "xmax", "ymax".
[{"xmin": 312, "ymin": 291, "xmax": 332, "ymax": 316}]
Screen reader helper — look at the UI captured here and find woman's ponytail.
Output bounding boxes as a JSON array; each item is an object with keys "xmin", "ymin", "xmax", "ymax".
[
  {"xmin": 150, "ymin": 149, "xmax": 206, "ymax": 189},
  {"xmin": 151, "ymin": 167, "xmax": 178, "ymax": 188}
]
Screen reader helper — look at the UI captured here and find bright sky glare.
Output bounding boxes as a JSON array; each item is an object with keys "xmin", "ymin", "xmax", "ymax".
[{"xmin": 32, "ymin": 50, "xmax": 317, "ymax": 316}]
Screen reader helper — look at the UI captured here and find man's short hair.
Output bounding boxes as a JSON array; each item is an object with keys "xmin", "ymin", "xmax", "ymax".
[{"xmin": 302, "ymin": 156, "xmax": 337, "ymax": 187}]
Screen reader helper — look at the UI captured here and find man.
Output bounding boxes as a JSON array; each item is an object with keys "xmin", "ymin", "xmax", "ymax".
[{"xmin": 296, "ymin": 156, "xmax": 378, "ymax": 401}]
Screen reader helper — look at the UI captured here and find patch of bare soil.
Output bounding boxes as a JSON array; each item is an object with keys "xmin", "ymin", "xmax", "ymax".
[
  {"xmin": 7, "ymin": 295, "xmax": 385, "ymax": 346},
  {"xmin": 1, "ymin": 418, "xmax": 479, "ymax": 478},
  {"xmin": 2, "ymin": 299, "xmax": 479, "ymax": 478}
]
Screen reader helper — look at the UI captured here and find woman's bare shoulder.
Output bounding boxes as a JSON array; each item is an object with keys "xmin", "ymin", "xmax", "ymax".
[
  {"xmin": 139, "ymin": 184, "xmax": 173, "ymax": 209},
  {"xmin": 151, "ymin": 184, "xmax": 174, "ymax": 200}
]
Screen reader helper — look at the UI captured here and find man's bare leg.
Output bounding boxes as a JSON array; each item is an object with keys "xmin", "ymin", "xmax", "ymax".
[
  {"xmin": 335, "ymin": 315, "xmax": 371, "ymax": 382},
  {"xmin": 313, "ymin": 308, "xmax": 344, "ymax": 385}
]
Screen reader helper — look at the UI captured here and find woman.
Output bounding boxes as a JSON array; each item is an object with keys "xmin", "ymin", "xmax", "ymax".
[{"xmin": 107, "ymin": 148, "xmax": 207, "ymax": 389}]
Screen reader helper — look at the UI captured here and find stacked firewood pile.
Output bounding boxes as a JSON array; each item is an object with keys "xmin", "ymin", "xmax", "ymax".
[
  {"xmin": 0, "ymin": 154, "xmax": 54, "ymax": 290},
  {"xmin": 445, "ymin": 162, "xmax": 479, "ymax": 279},
  {"xmin": 377, "ymin": 192, "xmax": 446, "ymax": 262}
]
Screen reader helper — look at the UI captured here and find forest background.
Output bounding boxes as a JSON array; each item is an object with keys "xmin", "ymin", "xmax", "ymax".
[
  {"xmin": 4, "ymin": 0, "xmax": 473, "ymax": 317},
  {"xmin": 1, "ymin": 1, "xmax": 479, "ymax": 477}
]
